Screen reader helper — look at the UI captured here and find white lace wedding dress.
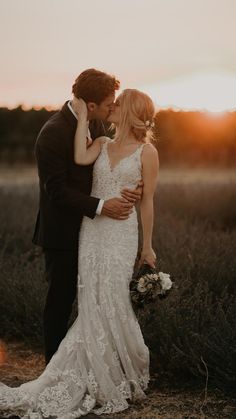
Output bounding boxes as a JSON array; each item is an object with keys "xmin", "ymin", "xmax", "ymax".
[{"xmin": 0, "ymin": 141, "xmax": 150, "ymax": 418}]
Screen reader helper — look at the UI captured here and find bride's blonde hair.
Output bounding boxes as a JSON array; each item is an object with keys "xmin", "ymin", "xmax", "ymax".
[{"xmin": 115, "ymin": 89, "xmax": 155, "ymax": 143}]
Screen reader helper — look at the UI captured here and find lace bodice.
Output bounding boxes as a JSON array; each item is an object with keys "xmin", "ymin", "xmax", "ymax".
[{"xmin": 91, "ymin": 140, "xmax": 145, "ymax": 200}]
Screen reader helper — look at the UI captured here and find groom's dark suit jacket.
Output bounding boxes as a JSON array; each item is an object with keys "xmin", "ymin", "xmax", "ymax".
[{"xmin": 32, "ymin": 101, "xmax": 110, "ymax": 249}]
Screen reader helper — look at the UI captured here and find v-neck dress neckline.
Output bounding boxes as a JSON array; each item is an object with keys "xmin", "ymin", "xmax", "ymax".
[{"xmin": 105, "ymin": 142, "xmax": 143, "ymax": 173}]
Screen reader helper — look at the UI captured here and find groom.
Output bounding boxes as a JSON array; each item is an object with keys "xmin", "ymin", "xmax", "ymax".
[{"xmin": 33, "ymin": 68, "xmax": 141, "ymax": 363}]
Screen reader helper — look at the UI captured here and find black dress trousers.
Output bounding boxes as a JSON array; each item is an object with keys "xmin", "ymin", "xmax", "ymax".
[{"xmin": 43, "ymin": 248, "xmax": 78, "ymax": 364}]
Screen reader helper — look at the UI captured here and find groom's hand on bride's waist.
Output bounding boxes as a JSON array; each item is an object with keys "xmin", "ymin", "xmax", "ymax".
[
  {"xmin": 101, "ymin": 198, "xmax": 134, "ymax": 220},
  {"xmin": 120, "ymin": 180, "xmax": 143, "ymax": 203}
]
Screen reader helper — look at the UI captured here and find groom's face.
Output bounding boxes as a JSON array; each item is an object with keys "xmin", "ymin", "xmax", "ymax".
[{"xmin": 90, "ymin": 94, "xmax": 115, "ymax": 120}]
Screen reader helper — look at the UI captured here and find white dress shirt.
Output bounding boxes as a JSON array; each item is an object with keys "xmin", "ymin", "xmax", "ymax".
[{"xmin": 68, "ymin": 101, "xmax": 104, "ymax": 215}]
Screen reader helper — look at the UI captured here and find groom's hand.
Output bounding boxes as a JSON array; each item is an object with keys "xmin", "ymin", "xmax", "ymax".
[
  {"xmin": 121, "ymin": 180, "xmax": 143, "ymax": 203},
  {"xmin": 101, "ymin": 198, "xmax": 134, "ymax": 220}
]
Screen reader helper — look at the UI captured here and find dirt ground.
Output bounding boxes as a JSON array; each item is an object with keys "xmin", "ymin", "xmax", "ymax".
[{"xmin": 0, "ymin": 341, "xmax": 235, "ymax": 419}]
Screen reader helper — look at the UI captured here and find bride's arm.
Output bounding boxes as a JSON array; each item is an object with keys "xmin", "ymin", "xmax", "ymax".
[
  {"xmin": 139, "ymin": 144, "xmax": 159, "ymax": 268},
  {"xmin": 73, "ymin": 99, "xmax": 104, "ymax": 165}
]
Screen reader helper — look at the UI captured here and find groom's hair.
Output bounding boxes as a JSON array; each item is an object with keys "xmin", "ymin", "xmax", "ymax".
[{"xmin": 72, "ymin": 69, "xmax": 120, "ymax": 104}]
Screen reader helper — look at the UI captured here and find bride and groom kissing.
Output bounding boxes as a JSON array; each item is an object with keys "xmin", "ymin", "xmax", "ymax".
[{"xmin": 0, "ymin": 68, "xmax": 159, "ymax": 417}]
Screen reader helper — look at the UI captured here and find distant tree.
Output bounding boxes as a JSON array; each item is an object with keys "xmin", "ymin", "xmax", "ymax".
[
  {"xmin": 0, "ymin": 106, "xmax": 56, "ymax": 162},
  {"xmin": 0, "ymin": 106, "xmax": 236, "ymax": 166}
]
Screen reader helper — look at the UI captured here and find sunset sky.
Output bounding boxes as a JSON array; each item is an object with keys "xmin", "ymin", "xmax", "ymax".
[{"xmin": 1, "ymin": 0, "xmax": 236, "ymax": 111}]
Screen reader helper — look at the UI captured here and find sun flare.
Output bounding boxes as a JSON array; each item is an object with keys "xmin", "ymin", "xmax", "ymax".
[{"xmin": 141, "ymin": 72, "xmax": 236, "ymax": 112}]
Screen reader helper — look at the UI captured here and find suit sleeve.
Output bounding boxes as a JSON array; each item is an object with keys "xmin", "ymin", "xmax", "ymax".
[{"xmin": 35, "ymin": 130, "xmax": 99, "ymax": 219}]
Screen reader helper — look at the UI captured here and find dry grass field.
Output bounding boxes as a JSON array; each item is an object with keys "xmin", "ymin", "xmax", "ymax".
[{"xmin": 0, "ymin": 166, "xmax": 235, "ymax": 418}]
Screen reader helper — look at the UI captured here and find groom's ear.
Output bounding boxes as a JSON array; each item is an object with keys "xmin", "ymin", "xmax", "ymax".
[{"xmin": 87, "ymin": 102, "xmax": 97, "ymax": 113}]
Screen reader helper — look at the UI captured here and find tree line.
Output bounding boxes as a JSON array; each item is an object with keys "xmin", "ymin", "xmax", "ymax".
[{"xmin": 1, "ymin": 106, "xmax": 236, "ymax": 166}]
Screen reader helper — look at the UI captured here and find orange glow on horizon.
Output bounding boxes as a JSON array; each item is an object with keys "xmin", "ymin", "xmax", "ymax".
[
  {"xmin": 1, "ymin": 71, "xmax": 236, "ymax": 113},
  {"xmin": 0, "ymin": 104, "xmax": 60, "ymax": 112},
  {"xmin": 141, "ymin": 71, "xmax": 236, "ymax": 113}
]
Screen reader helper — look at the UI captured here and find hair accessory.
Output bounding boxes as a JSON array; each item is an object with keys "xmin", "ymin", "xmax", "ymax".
[{"xmin": 145, "ymin": 120, "xmax": 155, "ymax": 128}]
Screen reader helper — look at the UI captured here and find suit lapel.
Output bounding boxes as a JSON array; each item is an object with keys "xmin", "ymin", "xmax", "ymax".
[{"xmin": 60, "ymin": 101, "xmax": 77, "ymax": 130}]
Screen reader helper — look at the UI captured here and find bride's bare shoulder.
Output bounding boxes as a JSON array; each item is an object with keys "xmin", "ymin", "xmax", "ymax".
[{"xmin": 142, "ymin": 143, "xmax": 158, "ymax": 158}]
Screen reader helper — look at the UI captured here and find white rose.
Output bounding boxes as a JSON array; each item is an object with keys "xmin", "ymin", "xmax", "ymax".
[
  {"xmin": 158, "ymin": 272, "xmax": 172, "ymax": 290},
  {"xmin": 139, "ymin": 277, "xmax": 145, "ymax": 286},
  {"xmin": 137, "ymin": 283, "xmax": 147, "ymax": 293}
]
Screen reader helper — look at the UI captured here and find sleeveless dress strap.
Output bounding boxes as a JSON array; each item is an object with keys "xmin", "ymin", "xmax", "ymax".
[
  {"xmin": 140, "ymin": 142, "xmax": 152, "ymax": 150},
  {"xmin": 137, "ymin": 142, "xmax": 152, "ymax": 156}
]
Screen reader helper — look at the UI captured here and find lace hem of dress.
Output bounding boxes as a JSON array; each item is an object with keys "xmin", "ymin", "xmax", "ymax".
[{"xmin": 0, "ymin": 373, "xmax": 149, "ymax": 418}]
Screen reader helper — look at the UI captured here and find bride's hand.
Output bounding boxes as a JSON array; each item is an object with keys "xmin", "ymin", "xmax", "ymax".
[
  {"xmin": 73, "ymin": 98, "xmax": 88, "ymax": 119},
  {"xmin": 139, "ymin": 247, "xmax": 156, "ymax": 268}
]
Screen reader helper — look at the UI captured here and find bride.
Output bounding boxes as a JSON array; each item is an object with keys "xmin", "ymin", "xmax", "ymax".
[{"xmin": 0, "ymin": 88, "xmax": 159, "ymax": 418}]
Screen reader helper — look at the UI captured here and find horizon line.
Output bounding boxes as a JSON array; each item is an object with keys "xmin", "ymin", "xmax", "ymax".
[{"xmin": 1, "ymin": 103, "xmax": 236, "ymax": 114}]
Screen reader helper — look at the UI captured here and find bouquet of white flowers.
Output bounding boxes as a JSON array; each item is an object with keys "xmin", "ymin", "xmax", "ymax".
[{"xmin": 130, "ymin": 263, "xmax": 173, "ymax": 308}]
